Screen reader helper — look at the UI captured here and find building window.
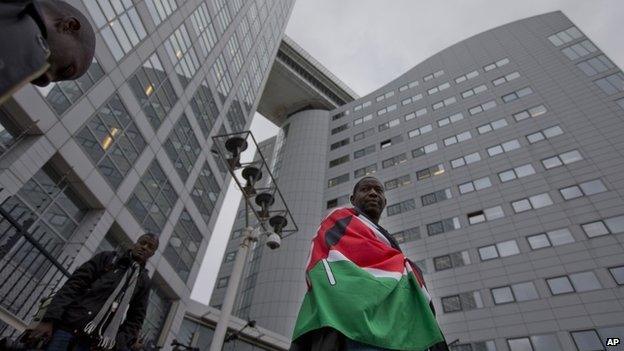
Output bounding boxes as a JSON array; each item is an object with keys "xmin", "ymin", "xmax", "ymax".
[
  {"xmin": 433, "ymin": 251, "xmax": 470, "ymax": 271},
  {"xmin": 211, "ymin": 53, "xmax": 233, "ymax": 102},
  {"xmin": 401, "ymin": 94, "xmax": 423, "ymax": 106},
  {"xmin": 458, "ymin": 176, "xmax": 492, "ymax": 194},
  {"xmin": 127, "ymin": 159, "xmax": 178, "ymax": 233},
  {"xmin": 377, "ymin": 104, "xmax": 397, "ymax": 116},
  {"xmin": 330, "ymin": 138, "xmax": 350, "ymax": 150},
  {"xmin": 492, "ymin": 282, "xmax": 539, "ymax": 304},
  {"xmin": 353, "ymin": 114, "xmax": 373, "ymax": 126},
  {"xmin": 375, "ymin": 91, "xmax": 395, "ymax": 102},
  {"xmin": 437, "ymin": 112, "xmax": 464, "ymax": 127},
  {"xmin": 164, "ymin": 115, "xmax": 200, "ymax": 182},
  {"xmin": 443, "ymin": 131, "xmax": 472, "ymax": 147},
  {"xmin": 580, "ymin": 214, "xmax": 624, "ymax": 238},
  {"xmin": 354, "ymin": 145, "xmax": 376, "ymax": 159},
  {"xmin": 541, "ymin": 150, "xmax": 583, "ymax": 169},
  {"xmin": 326, "ymin": 195, "xmax": 349, "ymax": 209},
  {"xmin": 189, "ymin": 80, "xmax": 219, "ymax": 139},
  {"xmin": 332, "ymin": 111, "xmax": 346, "ymax": 120},
  {"xmin": 577, "ymin": 54, "xmax": 615, "ymax": 76},
  {"xmin": 507, "ymin": 334, "xmax": 561, "ymax": 351},
  {"xmin": 423, "ymin": 70, "xmax": 444, "ymax": 82},
  {"xmin": 189, "ymin": 3, "xmax": 217, "ymax": 59},
  {"xmin": 450, "ymin": 152, "xmax": 481, "ymax": 169},
  {"xmin": 416, "ymin": 163, "xmax": 445, "ymax": 180},
  {"xmin": 468, "ymin": 100, "xmax": 497, "ymax": 115},
  {"xmin": 498, "ymin": 163, "xmax": 535, "ymax": 183},
  {"xmin": 467, "ymin": 206, "xmax": 505, "ymax": 225},
  {"xmin": 559, "ymin": 179, "xmax": 607, "ymax": 200},
  {"xmin": 454, "ymin": 70, "xmax": 479, "ymax": 84},
  {"xmin": 378, "ymin": 118, "xmax": 400, "ymax": 131},
  {"xmin": 405, "ymin": 108, "xmax": 427, "ymax": 121},
  {"xmin": 329, "ymin": 155, "xmax": 350, "ymax": 168},
  {"xmin": 191, "ymin": 164, "xmax": 221, "ymax": 224},
  {"xmin": 511, "ymin": 193, "xmax": 553, "ymax": 213},
  {"xmin": 382, "ymin": 153, "xmax": 407, "ymax": 169},
  {"xmin": 223, "ymin": 251, "xmax": 236, "ymax": 263},
  {"xmin": 502, "ymin": 87, "xmax": 533, "ymax": 103},
  {"xmin": 477, "ymin": 118, "xmax": 508, "ymax": 134},
  {"xmin": 212, "ymin": 0, "xmax": 232, "ymax": 35},
  {"xmin": 492, "ymin": 71, "xmax": 521, "ymax": 86},
  {"xmin": 548, "ymin": 26, "xmax": 583, "ymax": 46},
  {"xmin": 432, "ymin": 96, "xmax": 457, "ymax": 110},
  {"xmin": 163, "ymin": 210, "xmax": 202, "ymax": 282},
  {"xmin": 427, "ymin": 82, "xmax": 450, "ymax": 95},
  {"xmin": 391, "ymin": 227, "xmax": 420, "ymax": 244},
  {"xmin": 412, "ymin": 142, "xmax": 438, "ymax": 158},
  {"xmin": 609, "ymin": 266, "xmax": 624, "ymax": 285},
  {"xmin": 353, "ymin": 127, "xmax": 375, "ymax": 141},
  {"xmin": 217, "ymin": 276, "xmax": 229, "ymax": 288},
  {"xmin": 616, "ymin": 98, "xmax": 624, "ymax": 111},
  {"xmin": 387, "ymin": 199, "xmax": 416, "ymax": 217},
  {"xmin": 513, "ymin": 105, "xmax": 548, "ymax": 122},
  {"xmin": 546, "ymin": 271, "xmax": 602, "ymax": 295},
  {"xmin": 461, "ymin": 84, "xmax": 487, "ymax": 99},
  {"xmin": 2, "ymin": 162, "xmax": 89, "ymax": 247},
  {"xmin": 331, "ymin": 123, "xmax": 349, "ymax": 135},
  {"xmin": 421, "ymin": 188, "xmax": 452, "ymax": 206},
  {"xmin": 407, "ymin": 124, "xmax": 433, "ymax": 138},
  {"xmin": 84, "ymin": 0, "xmax": 147, "ymax": 61},
  {"xmin": 478, "ymin": 240, "xmax": 519, "ymax": 260},
  {"xmin": 142, "ymin": 287, "xmax": 171, "ymax": 343},
  {"xmin": 594, "ymin": 72, "xmax": 624, "ymax": 95},
  {"xmin": 527, "ymin": 228, "xmax": 575, "ymax": 250},
  {"xmin": 380, "ymin": 135, "xmax": 403, "ymax": 149},
  {"xmin": 38, "ymin": 59, "xmax": 105, "ymax": 115},
  {"xmin": 526, "ymin": 125, "xmax": 564, "ymax": 144},
  {"xmin": 483, "ymin": 57, "xmax": 510, "ymax": 71},
  {"xmin": 353, "ymin": 101, "xmax": 372, "ymax": 111},
  {"xmin": 328, "ymin": 173, "xmax": 350, "ymax": 188},
  {"xmin": 571, "ymin": 330, "xmax": 608, "ymax": 351},
  {"xmin": 146, "ymin": 0, "xmax": 177, "ymax": 26},
  {"xmin": 441, "ymin": 291, "xmax": 483, "ymax": 313},
  {"xmin": 398, "ymin": 81, "xmax": 418, "ymax": 91},
  {"xmin": 384, "ymin": 174, "xmax": 411, "ymax": 191},
  {"xmin": 76, "ymin": 94, "xmax": 146, "ymax": 189},
  {"xmin": 427, "ymin": 217, "xmax": 460, "ymax": 236},
  {"xmin": 164, "ymin": 24, "xmax": 200, "ymax": 87},
  {"xmin": 354, "ymin": 163, "xmax": 377, "ymax": 178},
  {"xmin": 128, "ymin": 52, "xmax": 178, "ymax": 131},
  {"xmin": 561, "ymin": 40, "xmax": 597, "ymax": 60},
  {"xmin": 487, "ymin": 139, "xmax": 521, "ymax": 157}
]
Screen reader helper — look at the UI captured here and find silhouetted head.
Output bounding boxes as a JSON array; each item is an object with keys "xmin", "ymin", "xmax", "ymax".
[
  {"xmin": 31, "ymin": 0, "xmax": 95, "ymax": 86},
  {"xmin": 130, "ymin": 233, "xmax": 159, "ymax": 264},
  {"xmin": 350, "ymin": 176, "xmax": 386, "ymax": 223}
]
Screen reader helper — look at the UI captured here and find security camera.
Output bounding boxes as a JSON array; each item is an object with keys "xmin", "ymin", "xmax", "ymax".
[{"xmin": 266, "ymin": 232, "xmax": 281, "ymax": 250}]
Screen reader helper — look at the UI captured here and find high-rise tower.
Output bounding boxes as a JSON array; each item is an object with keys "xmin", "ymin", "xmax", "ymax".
[{"xmin": 211, "ymin": 11, "xmax": 624, "ymax": 350}]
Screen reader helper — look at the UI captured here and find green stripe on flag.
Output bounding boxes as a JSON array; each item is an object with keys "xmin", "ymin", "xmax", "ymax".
[{"xmin": 292, "ymin": 260, "xmax": 444, "ymax": 350}]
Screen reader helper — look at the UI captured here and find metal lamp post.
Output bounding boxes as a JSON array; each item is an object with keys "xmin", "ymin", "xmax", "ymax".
[{"xmin": 208, "ymin": 131, "xmax": 298, "ymax": 351}]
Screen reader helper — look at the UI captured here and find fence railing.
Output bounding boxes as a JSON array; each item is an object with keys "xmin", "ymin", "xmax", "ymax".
[{"xmin": 0, "ymin": 200, "xmax": 72, "ymax": 338}]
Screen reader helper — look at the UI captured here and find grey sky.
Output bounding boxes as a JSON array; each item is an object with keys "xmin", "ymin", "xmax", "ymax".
[{"xmin": 191, "ymin": 0, "xmax": 623, "ymax": 303}]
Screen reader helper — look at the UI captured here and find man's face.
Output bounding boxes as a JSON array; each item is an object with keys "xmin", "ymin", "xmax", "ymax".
[
  {"xmin": 351, "ymin": 178, "xmax": 386, "ymax": 220},
  {"xmin": 32, "ymin": 16, "xmax": 93, "ymax": 86},
  {"xmin": 131, "ymin": 235, "xmax": 159, "ymax": 264}
]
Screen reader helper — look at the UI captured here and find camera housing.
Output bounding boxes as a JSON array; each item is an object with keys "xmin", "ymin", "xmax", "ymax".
[{"xmin": 265, "ymin": 232, "xmax": 281, "ymax": 250}]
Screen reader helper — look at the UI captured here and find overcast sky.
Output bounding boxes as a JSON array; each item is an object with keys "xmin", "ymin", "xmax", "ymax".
[{"xmin": 191, "ymin": 0, "xmax": 623, "ymax": 303}]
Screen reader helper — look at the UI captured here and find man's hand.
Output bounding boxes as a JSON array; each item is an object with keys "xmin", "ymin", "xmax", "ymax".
[{"xmin": 28, "ymin": 321, "xmax": 54, "ymax": 343}]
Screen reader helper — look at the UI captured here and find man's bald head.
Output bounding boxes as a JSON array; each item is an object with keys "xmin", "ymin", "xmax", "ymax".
[{"xmin": 31, "ymin": 0, "xmax": 95, "ymax": 86}]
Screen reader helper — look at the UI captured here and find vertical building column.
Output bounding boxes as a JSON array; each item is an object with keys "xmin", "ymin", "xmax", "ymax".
[{"xmin": 250, "ymin": 109, "xmax": 330, "ymax": 337}]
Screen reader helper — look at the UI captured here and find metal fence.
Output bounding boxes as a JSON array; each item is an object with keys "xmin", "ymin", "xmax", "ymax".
[{"xmin": 0, "ymin": 199, "xmax": 72, "ymax": 338}]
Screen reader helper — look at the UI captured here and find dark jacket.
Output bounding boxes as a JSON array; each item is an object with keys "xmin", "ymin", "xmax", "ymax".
[
  {"xmin": 42, "ymin": 250, "xmax": 151, "ymax": 346},
  {"xmin": 0, "ymin": 0, "xmax": 50, "ymax": 105}
]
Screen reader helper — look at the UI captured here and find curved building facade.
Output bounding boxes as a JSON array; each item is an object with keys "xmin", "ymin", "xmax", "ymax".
[{"xmin": 212, "ymin": 11, "xmax": 624, "ymax": 350}]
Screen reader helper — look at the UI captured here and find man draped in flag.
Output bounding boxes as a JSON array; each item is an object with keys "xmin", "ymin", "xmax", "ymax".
[{"xmin": 290, "ymin": 177, "xmax": 449, "ymax": 351}]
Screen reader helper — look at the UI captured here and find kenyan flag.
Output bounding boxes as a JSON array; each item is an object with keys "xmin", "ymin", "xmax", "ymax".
[{"xmin": 292, "ymin": 207, "xmax": 445, "ymax": 351}]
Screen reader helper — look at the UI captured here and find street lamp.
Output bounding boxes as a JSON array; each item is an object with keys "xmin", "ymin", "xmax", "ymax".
[{"xmin": 208, "ymin": 131, "xmax": 298, "ymax": 351}]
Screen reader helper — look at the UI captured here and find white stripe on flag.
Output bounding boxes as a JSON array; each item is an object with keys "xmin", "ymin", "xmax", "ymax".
[
  {"xmin": 327, "ymin": 250, "xmax": 404, "ymax": 281},
  {"xmin": 322, "ymin": 259, "xmax": 336, "ymax": 285}
]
